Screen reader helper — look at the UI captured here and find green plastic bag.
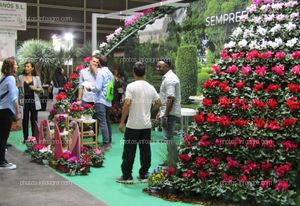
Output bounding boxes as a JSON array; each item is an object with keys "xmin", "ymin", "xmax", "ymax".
[{"xmin": 106, "ymin": 80, "xmax": 114, "ymax": 102}]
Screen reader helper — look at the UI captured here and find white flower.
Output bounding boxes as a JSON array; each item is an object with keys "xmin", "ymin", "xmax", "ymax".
[
  {"xmin": 284, "ymin": 22, "xmax": 296, "ymax": 31},
  {"xmin": 92, "ymin": 50, "xmax": 100, "ymax": 55},
  {"xmin": 260, "ymin": 4, "xmax": 270, "ymax": 13},
  {"xmin": 264, "ymin": 14, "xmax": 274, "ymax": 22},
  {"xmin": 240, "ymin": 14, "xmax": 248, "ymax": 22},
  {"xmin": 270, "ymin": 24, "xmax": 282, "ymax": 34},
  {"xmin": 285, "ymin": 1, "xmax": 298, "ymax": 8},
  {"xmin": 114, "ymin": 27, "xmax": 122, "ymax": 36},
  {"xmin": 247, "ymin": 5, "xmax": 257, "ymax": 13},
  {"xmin": 259, "ymin": 40, "xmax": 268, "ymax": 50},
  {"xmin": 257, "ymin": 27, "xmax": 267, "ymax": 36},
  {"xmin": 290, "ymin": 13, "xmax": 299, "ymax": 20},
  {"xmin": 276, "ymin": 14, "xmax": 285, "ymax": 22},
  {"xmin": 275, "ymin": 38, "xmax": 283, "ymax": 46},
  {"xmin": 39, "ymin": 145, "xmax": 52, "ymax": 153},
  {"xmin": 106, "ymin": 33, "xmax": 115, "ymax": 42},
  {"xmin": 253, "ymin": 16, "xmax": 262, "ymax": 24},
  {"xmin": 286, "ymin": 38, "xmax": 298, "ymax": 48},
  {"xmin": 224, "ymin": 41, "xmax": 236, "ymax": 49},
  {"xmin": 232, "ymin": 27, "xmax": 243, "ymax": 37},
  {"xmin": 268, "ymin": 41, "xmax": 279, "ymax": 49},
  {"xmin": 271, "ymin": 3, "xmax": 284, "ymax": 10},
  {"xmin": 243, "ymin": 29, "xmax": 253, "ymax": 38},
  {"xmin": 238, "ymin": 39, "xmax": 248, "ymax": 48},
  {"xmin": 249, "ymin": 40, "xmax": 258, "ymax": 50},
  {"xmin": 99, "ymin": 42, "xmax": 107, "ymax": 48}
]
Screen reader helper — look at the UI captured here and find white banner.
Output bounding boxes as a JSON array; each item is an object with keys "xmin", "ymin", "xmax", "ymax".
[
  {"xmin": 0, "ymin": 1, "xmax": 26, "ymax": 30},
  {"xmin": 0, "ymin": 30, "xmax": 16, "ymax": 60}
]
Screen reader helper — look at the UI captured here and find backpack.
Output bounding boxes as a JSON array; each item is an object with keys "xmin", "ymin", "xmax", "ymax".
[{"xmin": 106, "ymin": 79, "xmax": 114, "ymax": 102}]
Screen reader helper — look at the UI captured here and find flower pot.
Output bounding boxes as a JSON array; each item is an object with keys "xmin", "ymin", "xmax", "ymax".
[
  {"xmin": 42, "ymin": 159, "xmax": 49, "ymax": 165},
  {"xmin": 92, "ymin": 161, "xmax": 103, "ymax": 168},
  {"xmin": 83, "ymin": 114, "xmax": 93, "ymax": 120},
  {"xmin": 149, "ymin": 187, "xmax": 159, "ymax": 194},
  {"xmin": 59, "ymin": 127, "xmax": 64, "ymax": 133},
  {"xmin": 56, "ymin": 164, "xmax": 70, "ymax": 173}
]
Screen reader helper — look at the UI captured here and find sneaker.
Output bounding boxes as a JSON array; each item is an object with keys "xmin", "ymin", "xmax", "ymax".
[
  {"xmin": 137, "ymin": 176, "xmax": 148, "ymax": 183},
  {"xmin": 101, "ymin": 144, "xmax": 112, "ymax": 152},
  {"xmin": 116, "ymin": 176, "xmax": 134, "ymax": 184},
  {"xmin": 0, "ymin": 161, "xmax": 16, "ymax": 170}
]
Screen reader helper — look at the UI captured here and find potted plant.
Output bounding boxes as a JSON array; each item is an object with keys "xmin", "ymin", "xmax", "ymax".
[
  {"xmin": 88, "ymin": 147, "xmax": 105, "ymax": 167},
  {"xmin": 83, "ymin": 103, "xmax": 94, "ymax": 120},
  {"xmin": 69, "ymin": 101, "xmax": 83, "ymax": 119},
  {"xmin": 25, "ymin": 136, "xmax": 37, "ymax": 151},
  {"xmin": 148, "ymin": 168, "xmax": 166, "ymax": 194},
  {"xmin": 30, "ymin": 144, "xmax": 52, "ymax": 165},
  {"xmin": 56, "ymin": 115, "xmax": 66, "ymax": 132}
]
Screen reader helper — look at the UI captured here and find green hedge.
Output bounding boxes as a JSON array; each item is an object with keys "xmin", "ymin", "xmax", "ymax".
[{"xmin": 175, "ymin": 45, "xmax": 198, "ymax": 104}]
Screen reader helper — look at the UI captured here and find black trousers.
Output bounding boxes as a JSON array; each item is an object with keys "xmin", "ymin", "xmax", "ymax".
[
  {"xmin": 121, "ymin": 128, "xmax": 151, "ymax": 179},
  {"xmin": 0, "ymin": 109, "xmax": 14, "ymax": 164},
  {"xmin": 22, "ymin": 99, "xmax": 38, "ymax": 141}
]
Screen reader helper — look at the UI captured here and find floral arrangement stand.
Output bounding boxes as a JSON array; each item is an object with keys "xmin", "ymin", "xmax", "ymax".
[{"xmin": 68, "ymin": 117, "xmax": 98, "ymax": 147}]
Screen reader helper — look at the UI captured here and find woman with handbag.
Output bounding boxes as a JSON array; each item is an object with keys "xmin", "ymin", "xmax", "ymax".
[
  {"xmin": 0, "ymin": 57, "xmax": 21, "ymax": 170},
  {"xmin": 18, "ymin": 62, "xmax": 43, "ymax": 142}
]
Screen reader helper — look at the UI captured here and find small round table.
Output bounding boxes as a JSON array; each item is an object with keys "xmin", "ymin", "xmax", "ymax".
[{"xmin": 180, "ymin": 108, "xmax": 197, "ymax": 137}]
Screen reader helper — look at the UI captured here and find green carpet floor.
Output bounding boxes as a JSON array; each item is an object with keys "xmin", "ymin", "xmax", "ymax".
[{"xmin": 9, "ymin": 125, "xmax": 195, "ymax": 206}]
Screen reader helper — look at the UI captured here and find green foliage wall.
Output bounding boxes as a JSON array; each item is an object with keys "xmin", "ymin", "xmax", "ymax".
[{"xmin": 175, "ymin": 45, "xmax": 198, "ymax": 104}]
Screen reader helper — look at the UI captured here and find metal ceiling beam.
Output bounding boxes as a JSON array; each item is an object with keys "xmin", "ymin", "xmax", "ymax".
[{"xmin": 92, "ymin": 0, "xmax": 188, "ymax": 51}]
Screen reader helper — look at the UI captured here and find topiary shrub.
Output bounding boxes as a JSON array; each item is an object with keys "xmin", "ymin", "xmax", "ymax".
[{"xmin": 175, "ymin": 45, "xmax": 198, "ymax": 104}]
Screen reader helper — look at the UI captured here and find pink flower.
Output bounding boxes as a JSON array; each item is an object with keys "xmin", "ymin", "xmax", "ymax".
[
  {"xmin": 67, "ymin": 156, "xmax": 78, "ymax": 163},
  {"xmin": 260, "ymin": 180, "xmax": 272, "ymax": 189},
  {"xmin": 26, "ymin": 136, "xmax": 37, "ymax": 143},
  {"xmin": 291, "ymin": 51, "xmax": 300, "ymax": 59},
  {"xmin": 93, "ymin": 148, "xmax": 102, "ymax": 155},
  {"xmin": 254, "ymin": 66, "xmax": 267, "ymax": 77},
  {"xmin": 221, "ymin": 50, "xmax": 230, "ymax": 60},
  {"xmin": 84, "ymin": 57, "xmax": 91, "ymax": 63},
  {"xmin": 275, "ymin": 180, "xmax": 289, "ymax": 192},
  {"xmin": 272, "ymin": 65, "xmax": 285, "ymax": 76},
  {"xmin": 226, "ymin": 65, "xmax": 239, "ymax": 74},
  {"xmin": 275, "ymin": 52, "xmax": 285, "ymax": 60},
  {"xmin": 292, "ymin": 65, "xmax": 300, "ymax": 75},
  {"xmin": 242, "ymin": 66, "xmax": 252, "ymax": 75}
]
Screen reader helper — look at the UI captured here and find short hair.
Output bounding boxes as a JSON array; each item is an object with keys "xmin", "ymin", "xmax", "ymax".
[
  {"xmin": 1, "ymin": 57, "xmax": 15, "ymax": 76},
  {"xmin": 157, "ymin": 58, "xmax": 171, "ymax": 68},
  {"xmin": 99, "ymin": 55, "xmax": 108, "ymax": 66},
  {"xmin": 133, "ymin": 61, "xmax": 145, "ymax": 77}
]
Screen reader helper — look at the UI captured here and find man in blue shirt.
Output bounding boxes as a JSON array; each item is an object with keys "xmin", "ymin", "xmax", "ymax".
[{"xmin": 90, "ymin": 56, "xmax": 114, "ymax": 151}]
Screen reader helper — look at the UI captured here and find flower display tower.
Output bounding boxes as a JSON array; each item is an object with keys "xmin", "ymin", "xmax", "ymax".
[{"xmin": 156, "ymin": 0, "xmax": 300, "ymax": 205}]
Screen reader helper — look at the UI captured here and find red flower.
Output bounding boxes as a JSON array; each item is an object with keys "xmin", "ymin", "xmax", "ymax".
[
  {"xmin": 70, "ymin": 73, "xmax": 78, "ymax": 80},
  {"xmin": 194, "ymin": 112, "xmax": 205, "ymax": 125},
  {"xmin": 272, "ymin": 65, "xmax": 285, "ymax": 76},
  {"xmin": 242, "ymin": 65, "xmax": 252, "ymax": 75},
  {"xmin": 275, "ymin": 180, "xmax": 289, "ymax": 192},
  {"xmin": 55, "ymin": 92, "xmax": 67, "ymax": 101},
  {"xmin": 206, "ymin": 113, "xmax": 218, "ymax": 124},
  {"xmin": 226, "ymin": 157, "xmax": 240, "ymax": 169},
  {"xmin": 198, "ymin": 171, "xmax": 210, "ymax": 180},
  {"xmin": 235, "ymin": 81, "xmax": 245, "ymax": 90},
  {"xmin": 221, "ymin": 49, "xmax": 230, "ymax": 60},
  {"xmin": 259, "ymin": 51, "xmax": 273, "ymax": 59},
  {"xmin": 222, "ymin": 173, "xmax": 233, "ymax": 184},
  {"xmin": 267, "ymin": 99, "xmax": 277, "ymax": 109},
  {"xmin": 233, "ymin": 97, "xmax": 244, "ymax": 108},
  {"xmin": 281, "ymin": 141, "xmax": 297, "ymax": 151},
  {"xmin": 261, "ymin": 161, "xmax": 272, "ymax": 171},
  {"xmin": 210, "ymin": 158, "xmax": 220, "ymax": 170},
  {"xmin": 260, "ymin": 180, "xmax": 272, "ymax": 189},
  {"xmin": 291, "ymin": 51, "xmax": 300, "ymax": 59},
  {"xmin": 199, "ymin": 135, "xmax": 210, "ymax": 147},
  {"xmin": 252, "ymin": 99, "xmax": 265, "ymax": 110},
  {"xmin": 292, "ymin": 65, "xmax": 300, "ymax": 75},
  {"xmin": 182, "ymin": 169, "xmax": 194, "ymax": 178},
  {"xmin": 281, "ymin": 118, "xmax": 297, "ymax": 127},
  {"xmin": 265, "ymin": 84, "xmax": 280, "ymax": 93},
  {"xmin": 231, "ymin": 53, "xmax": 239, "ymax": 61},
  {"xmin": 253, "ymin": 83, "xmax": 264, "ymax": 91},
  {"xmin": 194, "ymin": 157, "xmax": 207, "ymax": 168},
  {"xmin": 184, "ymin": 135, "xmax": 196, "ymax": 143},
  {"xmin": 203, "ymin": 98, "xmax": 213, "ymax": 107},
  {"xmin": 262, "ymin": 140, "xmax": 275, "ymax": 149},
  {"xmin": 254, "ymin": 66, "xmax": 267, "ymax": 77},
  {"xmin": 62, "ymin": 153, "xmax": 70, "ymax": 160},
  {"xmin": 75, "ymin": 65, "xmax": 85, "ymax": 72},
  {"xmin": 215, "ymin": 138, "xmax": 225, "ymax": 147},
  {"xmin": 179, "ymin": 154, "xmax": 191, "ymax": 162},
  {"xmin": 239, "ymin": 175, "xmax": 248, "ymax": 183},
  {"xmin": 275, "ymin": 51, "xmax": 285, "ymax": 60},
  {"xmin": 246, "ymin": 50, "xmax": 260, "ymax": 61},
  {"xmin": 218, "ymin": 116, "xmax": 231, "ymax": 126},
  {"xmin": 33, "ymin": 144, "xmax": 44, "ymax": 151},
  {"xmin": 64, "ymin": 82, "xmax": 73, "ymax": 91},
  {"xmin": 239, "ymin": 52, "xmax": 245, "ymax": 57},
  {"xmin": 84, "ymin": 104, "xmax": 94, "ymax": 109},
  {"xmin": 266, "ymin": 120, "xmax": 280, "ymax": 131},
  {"xmin": 84, "ymin": 56, "xmax": 91, "ymax": 63},
  {"xmin": 218, "ymin": 82, "xmax": 230, "ymax": 92},
  {"xmin": 203, "ymin": 80, "xmax": 219, "ymax": 89},
  {"xmin": 253, "ymin": 118, "xmax": 265, "ymax": 129},
  {"xmin": 226, "ymin": 65, "xmax": 239, "ymax": 74},
  {"xmin": 242, "ymin": 161, "xmax": 260, "ymax": 174},
  {"xmin": 246, "ymin": 138, "xmax": 260, "ymax": 149},
  {"xmin": 274, "ymin": 163, "xmax": 291, "ymax": 177},
  {"xmin": 286, "ymin": 97, "xmax": 300, "ymax": 112},
  {"xmin": 218, "ymin": 96, "xmax": 231, "ymax": 108},
  {"xmin": 143, "ymin": 8, "xmax": 154, "ymax": 15},
  {"xmin": 288, "ymin": 84, "xmax": 300, "ymax": 93},
  {"xmin": 234, "ymin": 119, "xmax": 248, "ymax": 127},
  {"xmin": 211, "ymin": 65, "xmax": 221, "ymax": 73},
  {"xmin": 80, "ymin": 146, "xmax": 89, "ymax": 153},
  {"xmin": 166, "ymin": 167, "xmax": 176, "ymax": 176}
]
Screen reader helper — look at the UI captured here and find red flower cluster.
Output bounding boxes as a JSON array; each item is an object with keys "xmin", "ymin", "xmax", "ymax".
[
  {"xmin": 275, "ymin": 180, "xmax": 289, "ymax": 192},
  {"xmin": 210, "ymin": 158, "xmax": 220, "ymax": 170},
  {"xmin": 260, "ymin": 179, "xmax": 272, "ymax": 189},
  {"xmin": 292, "ymin": 65, "xmax": 300, "ymax": 75},
  {"xmin": 203, "ymin": 98, "xmax": 213, "ymax": 107},
  {"xmin": 198, "ymin": 171, "xmax": 210, "ymax": 180},
  {"xmin": 233, "ymin": 97, "xmax": 248, "ymax": 110},
  {"xmin": 64, "ymin": 82, "xmax": 73, "ymax": 91},
  {"xmin": 253, "ymin": 83, "xmax": 264, "ymax": 91},
  {"xmin": 179, "ymin": 154, "xmax": 191, "ymax": 162},
  {"xmin": 253, "ymin": 118, "xmax": 265, "ymax": 129},
  {"xmin": 234, "ymin": 119, "xmax": 248, "ymax": 127},
  {"xmin": 70, "ymin": 73, "xmax": 78, "ymax": 80},
  {"xmin": 218, "ymin": 96, "xmax": 232, "ymax": 108},
  {"xmin": 235, "ymin": 81, "xmax": 245, "ymax": 90},
  {"xmin": 226, "ymin": 157, "xmax": 240, "ymax": 169},
  {"xmin": 242, "ymin": 65, "xmax": 252, "ymax": 75},
  {"xmin": 221, "ymin": 49, "xmax": 230, "ymax": 60},
  {"xmin": 84, "ymin": 104, "xmax": 94, "ymax": 109},
  {"xmin": 252, "ymin": 99, "xmax": 265, "ymax": 110},
  {"xmin": 262, "ymin": 140, "xmax": 275, "ymax": 149},
  {"xmin": 242, "ymin": 161, "xmax": 259, "ymax": 174},
  {"xmin": 275, "ymin": 51, "xmax": 285, "ymax": 60},
  {"xmin": 254, "ymin": 66, "xmax": 267, "ymax": 77},
  {"xmin": 281, "ymin": 141, "xmax": 297, "ymax": 151},
  {"xmin": 272, "ymin": 65, "xmax": 285, "ymax": 76},
  {"xmin": 194, "ymin": 112, "xmax": 205, "ymax": 125},
  {"xmin": 246, "ymin": 50, "xmax": 260, "ymax": 61},
  {"xmin": 291, "ymin": 51, "xmax": 300, "ymax": 59},
  {"xmin": 288, "ymin": 84, "xmax": 300, "ymax": 93},
  {"xmin": 55, "ymin": 92, "xmax": 67, "ymax": 101},
  {"xmin": 259, "ymin": 51, "xmax": 273, "ymax": 59},
  {"xmin": 33, "ymin": 144, "xmax": 44, "ymax": 151},
  {"xmin": 281, "ymin": 118, "xmax": 297, "ymax": 127},
  {"xmin": 222, "ymin": 173, "xmax": 233, "ymax": 184},
  {"xmin": 261, "ymin": 161, "xmax": 272, "ymax": 171},
  {"xmin": 218, "ymin": 116, "xmax": 231, "ymax": 126},
  {"xmin": 226, "ymin": 65, "xmax": 239, "ymax": 74},
  {"xmin": 286, "ymin": 97, "xmax": 300, "ymax": 112},
  {"xmin": 207, "ymin": 113, "xmax": 219, "ymax": 124},
  {"xmin": 182, "ymin": 169, "xmax": 194, "ymax": 178},
  {"xmin": 194, "ymin": 157, "xmax": 207, "ymax": 168},
  {"xmin": 267, "ymin": 98, "xmax": 277, "ymax": 109},
  {"xmin": 265, "ymin": 84, "xmax": 280, "ymax": 93},
  {"xmin": 274, "ymin": 163, "xmax": 291, "ymax": 177},
  {"xmin": 266, "ymin": 120, "xmax": 280, "ymax": 131},
  {"xmin": 75, "ymin": 65, "xmax": 85, "ymax": 72},
  {"xmin": 184, "ymin": 135, "xmax": 196, "ymax": 143}
]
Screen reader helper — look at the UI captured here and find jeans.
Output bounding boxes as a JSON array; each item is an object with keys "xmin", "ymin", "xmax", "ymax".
[
  {"xmin": 121, "ymin": 128, "xmax": 151, "ymax": 179},
  {"xmin": 0, "ymin": 109, "xmax": 14, "ymax": 164},
  {"xmin": 22, "ymin": 99, "xmax": 38, "ymax": 141},
  {"xmin": 161, "ymin": 115, "xmax": 180, "ymax": 167},
  {"xmin": 95, "ymin": 103, "xmax": 112, "ymax": 145}
]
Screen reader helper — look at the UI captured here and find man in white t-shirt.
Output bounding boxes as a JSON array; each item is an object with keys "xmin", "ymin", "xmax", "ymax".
[{"xmin": 117, "ymin": 62, "xmax": 161, "ymax": 184}]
